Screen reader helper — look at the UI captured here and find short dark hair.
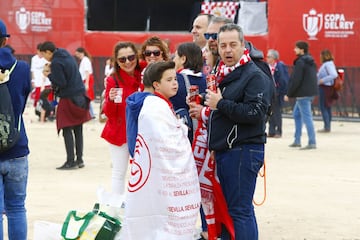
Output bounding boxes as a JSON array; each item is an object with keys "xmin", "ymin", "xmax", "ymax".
[
  {"xmin": 36, "ymin": 42, "xmax": 42, "ymax": 50},
  {"xmin": 143, "ymin": 61, "xmax": 175, "ymax": 88},
  {"xmin": 39, "ymin": 41, "xmax": 56, "ymax": 52},
  {"xmin": 177, "ymin": 42, "xmax": 203, "ymax": 73},
  {"xmin": 295, "ymin": 41, "xmax": 309, "ymax": 54}
]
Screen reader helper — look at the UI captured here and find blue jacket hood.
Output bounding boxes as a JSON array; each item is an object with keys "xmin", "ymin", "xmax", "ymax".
[
  {"xmin": 126, "ymin": 91, "xmax": 153, "ymax": 158},
  {"xmin": 0, "ymin": 47, "xmax": 16, "ymax": 69}
]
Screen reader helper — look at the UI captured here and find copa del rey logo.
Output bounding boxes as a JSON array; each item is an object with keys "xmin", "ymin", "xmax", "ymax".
[
  {"xmin": 15, "ymin": 7, "xmax": 52, "ymax": 33},
  {"xmin": 303, "ymin": 8, "xmax": 355, "ymax": 39}
]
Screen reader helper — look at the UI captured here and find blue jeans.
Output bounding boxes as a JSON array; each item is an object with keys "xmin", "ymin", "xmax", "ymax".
[
  {"xmin": 293, "ymin": 97, "xmax": 316, "ymax": 145},
  {"xmin": 318, "ymin": 87, "xmax": 332, "ymax": 130},
  {"xmin": 0, "ymin": 156, "xmax": 28, "ymax": 240},
  {"xmin": 215, "ymin": 144, "xmax": 264, "ymax": 240}
]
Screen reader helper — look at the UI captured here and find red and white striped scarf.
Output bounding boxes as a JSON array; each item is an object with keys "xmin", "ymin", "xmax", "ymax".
[
  {"xmin": 192, "ymin": 106, "xmax": 235, "ymax": 240},
  {"xmin": 216, "ymin": 48, "xmax": 251, "ymax": 83}
]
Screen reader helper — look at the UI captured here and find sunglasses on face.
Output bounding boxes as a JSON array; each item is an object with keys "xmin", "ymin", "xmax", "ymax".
[
  {"xmin": 117, "ymin": 54, "xmax": 136, "ymax": 63},
  {"xmin": 204, "ymin": 33, "xmax": 218, "ymax": 40},
  {"xmin": 143, "ymin": 50, "xmax": 161, "ymax": 57}
]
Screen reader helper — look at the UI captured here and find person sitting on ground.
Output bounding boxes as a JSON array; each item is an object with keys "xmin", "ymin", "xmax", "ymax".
[{"xmin": 35, "ymin": 88, "xmax": 55, "ymax": 122}]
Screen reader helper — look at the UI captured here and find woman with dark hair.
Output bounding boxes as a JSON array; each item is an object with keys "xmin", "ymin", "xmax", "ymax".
[
  {"xmin": 171, "ymin": 42, "xmax": 207, "ymax": 142},
  {"xmin": 101, "ymin": 41, "xmax": 143, "ymax": 196},
  {"xmin": 317, "ymin": 49, "xmax": 338, "ymax": 133},
  {"xmin": 75, "ymin": 47, "xmax": 95, "ymax": 118}
]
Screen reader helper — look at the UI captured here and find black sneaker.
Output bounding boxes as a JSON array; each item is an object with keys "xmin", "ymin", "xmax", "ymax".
[{"xmin": 56, "ymin": 161, "xmax": 77, "ymax": 170}]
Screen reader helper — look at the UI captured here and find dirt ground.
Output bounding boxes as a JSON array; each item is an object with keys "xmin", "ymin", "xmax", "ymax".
[{"xmin": 7, "ymin": 102, "xmax": 360, "ymax": 240}]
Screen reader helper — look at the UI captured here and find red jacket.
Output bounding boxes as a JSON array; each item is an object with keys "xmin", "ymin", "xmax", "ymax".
[{"xmin": 101, "ymin": 69, "xmax": 141, "ymax": 146}]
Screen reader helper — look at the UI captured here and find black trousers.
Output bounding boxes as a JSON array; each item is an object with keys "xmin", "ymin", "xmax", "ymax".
[
  {"xmin": 62, "ymin": 124, "xmax": 83, "ymax": 163},
  {"xmin": 268, "ymin": 95, "xmax": 283, "ymax": 136}
]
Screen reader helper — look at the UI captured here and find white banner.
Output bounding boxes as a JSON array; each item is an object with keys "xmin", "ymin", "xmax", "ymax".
[{"xmin": 119, "ymin": 96, "xmax": 201, "ymax": 240}]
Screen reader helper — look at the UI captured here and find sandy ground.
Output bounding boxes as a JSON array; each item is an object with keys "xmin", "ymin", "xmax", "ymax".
[{"xmin": 5, "ymin": 102, "xmax": 359, "ymax": 239}]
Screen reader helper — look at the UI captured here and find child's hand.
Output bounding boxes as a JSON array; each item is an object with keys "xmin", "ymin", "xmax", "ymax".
[{"xmin": 43, "ymin": 63, "xmax": 51, "ymax": 77}]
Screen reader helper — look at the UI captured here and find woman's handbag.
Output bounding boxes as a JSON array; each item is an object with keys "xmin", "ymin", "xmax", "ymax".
[
  {"xmin": 321, "ymin": 85, "xmax": 339, "ymax": 108},
  {"xmin": 333, "ymin": 69, "xmax": 344, "ymax": 91},
  {"xmin": 61, "ymin": 203, "xmax": 121, "ymax": 240}
]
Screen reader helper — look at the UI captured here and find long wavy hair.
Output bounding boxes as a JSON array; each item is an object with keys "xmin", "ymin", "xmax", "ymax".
[{"xmin": 140, "ymin": 36, "xmax": 169, "ymax": 61}]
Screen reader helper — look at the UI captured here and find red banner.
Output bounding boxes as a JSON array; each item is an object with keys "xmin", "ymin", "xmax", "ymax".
[
  {"xmin": 267, "ymin": 0, "xmax": 360, "ymax": 67},
  {"xmin": 1, "ymin": 0, "xmax": 359, "ymax": 68},
  {"xmin": 0, "ymin": 0, "xmax": 84, "ymax": 54}
]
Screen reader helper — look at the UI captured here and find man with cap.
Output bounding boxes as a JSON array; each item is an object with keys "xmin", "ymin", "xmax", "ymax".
[{"xmin": 0, "ymin": 19, "xmax": 32, "ymax": 240}]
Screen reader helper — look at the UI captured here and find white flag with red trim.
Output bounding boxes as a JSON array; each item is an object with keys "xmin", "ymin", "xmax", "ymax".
[{"xmin": 119, "ymin": 96, "xmax": 201, "ymax": 240}]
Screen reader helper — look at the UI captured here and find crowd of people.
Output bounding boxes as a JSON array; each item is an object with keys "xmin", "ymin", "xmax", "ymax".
[{"xmin": 0, "ymin": 12, "xmax": 341, "ymax": 239}]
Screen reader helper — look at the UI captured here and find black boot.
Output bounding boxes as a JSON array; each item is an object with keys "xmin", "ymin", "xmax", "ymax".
[
  {"xmin": 56, "ymin": 161, "xmax": 77, "ymax": 170},
  {"xmin": 75, "ymin": 159, "xmax": 85, "ymax": 168}
]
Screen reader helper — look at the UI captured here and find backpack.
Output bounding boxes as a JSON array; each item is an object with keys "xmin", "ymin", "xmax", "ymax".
[
  {"xmin": 245, "ymin": 41, "xmax": 276, "ymax": 122},
  {"xmin": 174, "ymin": 73, "xmax": 195, "ymax": 143},
  {"xmin": 252, "ymin": 59, "xmax": 276, "ymax": 122},
  {"xmin": 0, "ymin": 61, "xmax": 21, "ymax": 152}
]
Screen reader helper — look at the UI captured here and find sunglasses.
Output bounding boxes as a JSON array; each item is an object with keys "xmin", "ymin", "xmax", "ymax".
[
  {"xmin": 143, "ymin": 50, "xmax": 161, "ymax": 57},
  {"xmin": 117, "ymin": 54, "xmax": 136, "ymax": 63},
  {"xmin": 204, "ymin": 33, "xmax": 218, "ymax": 40}
]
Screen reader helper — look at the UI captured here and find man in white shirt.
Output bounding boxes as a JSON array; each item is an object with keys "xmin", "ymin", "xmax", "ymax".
[{"xmin": 31, "ymin": 42, "xmax": 50, "ymax": 107}]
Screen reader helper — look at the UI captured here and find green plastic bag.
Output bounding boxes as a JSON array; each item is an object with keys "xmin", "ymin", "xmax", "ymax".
[{"xmin": 61, "ymin": 203, "xmax": 121, "ymax": 240}]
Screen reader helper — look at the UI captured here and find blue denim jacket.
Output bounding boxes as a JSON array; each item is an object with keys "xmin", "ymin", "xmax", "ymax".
[{"xmin": 317, "ymin": 60, "xmax": 338, "ymax": 86}]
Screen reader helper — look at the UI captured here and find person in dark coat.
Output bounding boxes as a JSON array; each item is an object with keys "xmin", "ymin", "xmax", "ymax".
[
  {"xmin": 266, "ymin": 49, "xmax": 289, "ymax": 138},
  {"xmin": 204, "ymin": 23, "xmax": 272, "ymax": 240},
  {"xmin": 285, "ymin": 41, "xmax": 318, "ymax": 150},
  {"xmin": 40, "ymin": 41, "xmax": 91, "ymax": 169}
]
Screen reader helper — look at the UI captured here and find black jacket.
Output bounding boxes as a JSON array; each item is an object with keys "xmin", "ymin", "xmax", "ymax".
[
  {"xmin": 48, "ymin": 48, "xmax": 85, "ymax": 98},
  {"xmin": 287, "ymin": 54, "xmax": 318, "ymax": 98},
  {"xmin": 208, "ymin": 61, "xmax": 271, "ymax": 151}
]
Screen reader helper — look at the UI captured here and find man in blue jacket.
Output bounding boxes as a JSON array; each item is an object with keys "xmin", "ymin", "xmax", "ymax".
[
  {"xmin": 0, "ymin": 19, "xmax": 31, "ymax": 240},
  {"xmin": 205, "ymin": 23, "xmax": 272, "ymax": 240}
]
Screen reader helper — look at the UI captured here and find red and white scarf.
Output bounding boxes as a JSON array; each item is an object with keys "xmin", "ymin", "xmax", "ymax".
[
  {"xmin": 216, "ymin": 48, "xmax": 251, "ymax": 83},
  {"xmin": 192, "ymin": 107, "xmax": 235, "ymax": 240}
]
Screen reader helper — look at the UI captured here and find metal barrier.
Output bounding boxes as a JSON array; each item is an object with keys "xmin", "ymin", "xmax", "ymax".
[
  {"xmin": 283, "ymin": 66, "xmax": 360, "ymax": 120},
  {"xmin": 17, "ymin": 55, "xmax": 360, "ymax": 120}
]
